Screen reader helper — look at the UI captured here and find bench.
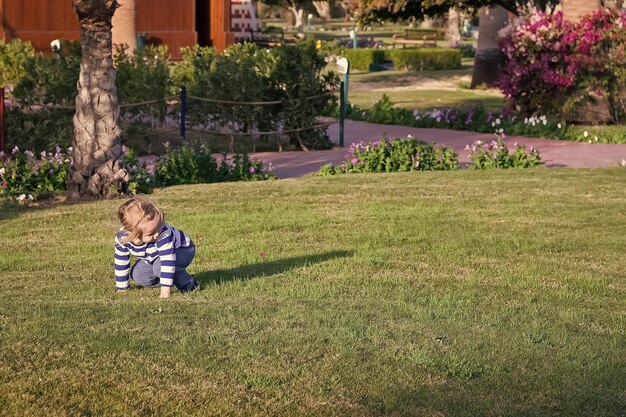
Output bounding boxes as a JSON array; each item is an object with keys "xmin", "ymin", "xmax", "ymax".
[
  {"xmin": 392, "ymin": 31, "xmax": 438, "ymax": 48},
  {"xmin": 248, "ymin": 28, "xmax": 297, "ymax": 47}
]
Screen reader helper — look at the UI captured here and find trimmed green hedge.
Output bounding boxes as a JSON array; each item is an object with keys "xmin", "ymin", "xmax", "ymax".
[
  {"xmin": 386, "ymin": 48, "xmax": 462, "ymax": 71},
  {"xmin": 341, "ymin": 48, "xmax": 387, "ymax": 71},
  {"xmin": 340, "ymin": 47, "xmax": 462, "ymax": 72}
]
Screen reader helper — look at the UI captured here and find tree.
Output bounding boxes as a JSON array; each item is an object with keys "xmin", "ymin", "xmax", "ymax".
[
  {"xmin": 112, "ymin": 0, "xmax": 137, "ymax": 50},
  {"xmin": 312, "ymin": 1, "xmax": 332, "ymax": 22},
  {"xmin": 70, "ymin": 0, "xmax": 128, "ymax": 199},
  {"xmin": 471, "ymin": 5, "xmax": 509, "ymax": 87},
  {"xmin": 260, "ymin": 0, "xmax": 307, "ymax": 33},
  {"xmin": 356, "ymin": 0, "xmax": 558, "ymax": 87},
  {"xmin": 562, "ymin": 0, "xmax": 601, "ymax": 22}
]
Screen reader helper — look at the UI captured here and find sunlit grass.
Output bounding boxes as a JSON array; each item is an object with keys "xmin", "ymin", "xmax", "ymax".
[{"xmin": 1, "ymin": 168, "xmax": 625, "ymax": 416}]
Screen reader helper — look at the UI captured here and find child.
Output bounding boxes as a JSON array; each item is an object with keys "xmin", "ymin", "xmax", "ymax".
[{"xmin": 114, "ymin": 197, "xmax": 198, "ymax": 298}]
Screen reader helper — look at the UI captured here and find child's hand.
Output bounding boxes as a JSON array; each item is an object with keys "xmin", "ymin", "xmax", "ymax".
[{"xmin": 159, "ymin": 286, "xmax": 171, "ymax": 299}]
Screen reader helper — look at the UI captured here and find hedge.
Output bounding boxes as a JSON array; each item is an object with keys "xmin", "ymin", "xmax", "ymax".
[
  {"xmin": 340, "ymin": 47, "xmax": 462, "ymax": 72},
  {"xmin": 386, "ymin": 48, "xmax": 462, "ymax": 71},
  {"xmin": 341, "ymin": 48, "xmax": 387, "ymax": 71}
]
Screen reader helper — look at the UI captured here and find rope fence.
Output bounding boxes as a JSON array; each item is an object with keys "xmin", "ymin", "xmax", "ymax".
[{"xmin": 1, "ymin": 85, "xmax": 346, "ymax": 152}]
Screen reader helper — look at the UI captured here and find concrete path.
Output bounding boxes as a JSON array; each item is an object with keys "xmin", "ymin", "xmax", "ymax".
[{"xmin": 251, "ymin": 120, "xmax": 626, "ymax": 178}]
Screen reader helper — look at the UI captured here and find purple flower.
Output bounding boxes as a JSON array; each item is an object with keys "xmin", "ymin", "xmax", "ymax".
[
  {"xmin": 351, "ymin": 158, "xmax": 358, "ymax": 165},
  {"xmin": 249, "ymin": 166, "xmax": 255, "ymax": 174},
  {"xmin": 1, "ymin": 182, "xmax": 6, "ymax": 190}
]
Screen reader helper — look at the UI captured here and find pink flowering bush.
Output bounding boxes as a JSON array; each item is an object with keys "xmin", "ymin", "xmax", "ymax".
[
  {"xmin": 0, "ymin": 146, "xmax": 70, "ymax": 196},
  {"xmin": 319, "ymin": 136, "xmax": 459, "ymax": 175},
  {"xmin": 466, "ymin": 137, "xmax": 543, "ymax": 169},
  {"xmin": 0, "ymin": 142, "xmax": 274, "ymax": 199},
  {"xmin": 498, "ymin": 9, "xmax": 626, "ymax": 123}
]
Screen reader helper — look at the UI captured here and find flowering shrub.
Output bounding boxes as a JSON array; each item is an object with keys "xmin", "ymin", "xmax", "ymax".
[
  {"xmin": 498, "ymin": 9, "xmax": 626, "ymax": 123},
  {"xmin": 340, "ymin": 95, "xmax": 626, "ymax": 143},
  {"xmin": 153, "ymin": 141, "xmax": 274, "ymax": 186},
  {"xmin": 334, "ymin": 38, "xmax": 384, "ymax": 49},
  {"xmin": 0, "ymin": 142, "xmax": 274, "ymax": 200},
  {"xmin": 320, "ymin": 136, "xmax": 459, "ymax": 175},
  {"xmin": 466, "ymin": 137, "xmax": 543, "ymax": 169},
  {"xmin": 0, "ymin": 146, "xmax": 70, "ymax": 197}
]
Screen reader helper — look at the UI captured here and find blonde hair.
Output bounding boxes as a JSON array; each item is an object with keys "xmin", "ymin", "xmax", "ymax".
[{"xmin": 118, "ymin": 197, "xmax": 164, "ymax": 244}]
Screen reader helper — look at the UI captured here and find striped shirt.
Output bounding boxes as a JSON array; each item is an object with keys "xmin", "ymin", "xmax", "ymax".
[{"xmin": 114, "ymin": 223, "xmax": 192, "ymax": 290}]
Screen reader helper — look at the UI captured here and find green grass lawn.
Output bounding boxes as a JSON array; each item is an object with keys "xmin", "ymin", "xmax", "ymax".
[
  {"xmin": 1, "ymin": 169, "xmax": 625, "ymax": 416},
  {"xmin": 337, "ymin": 62, "xmax": 506, "ymax": 112}
]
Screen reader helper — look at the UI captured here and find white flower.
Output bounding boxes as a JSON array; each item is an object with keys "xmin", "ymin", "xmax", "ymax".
[
  {"xmin": 583, "ymin": 131, "xmax": 589, "ymax": 138},
  {"xmin": 557, "ymin": 123, "xmax": 562, "ymax": 129},
  {"xmin": 16, "ymin": 194, "xmax": 26, "ymax": 201},
  {"xmin": 0, "ymin": 168, "xmax": 4, "ymax": 176},
  {"xmin": 620, "ymin": 159, "xmax": 626, "ymax": 166},
  {"xmin": 495, "ymin": 118, "xmax": 501, "ymax": 125}
]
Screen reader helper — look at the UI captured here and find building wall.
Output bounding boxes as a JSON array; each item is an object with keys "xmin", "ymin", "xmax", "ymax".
[
  {"xmin": 230, "ymin": 0, "xmax": 260, "ymax": 41},
  {"xmin": 1, "ymin": 0, "xmax": 233, "ymax": 56}
]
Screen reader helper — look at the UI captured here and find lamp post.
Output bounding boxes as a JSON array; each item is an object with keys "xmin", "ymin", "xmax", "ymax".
[
  {"xmin": 336, "ymin": 57, "xmax": 350, "ymax": 148},
  {"xmin": 349, "ymin": 29, "xmax": 357, "ymax": 49}
]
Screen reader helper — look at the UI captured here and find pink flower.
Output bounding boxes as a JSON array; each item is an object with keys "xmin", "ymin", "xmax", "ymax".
[{"xmin": 259, "ymin": 251, "xmax": 266, "ymax": 258}]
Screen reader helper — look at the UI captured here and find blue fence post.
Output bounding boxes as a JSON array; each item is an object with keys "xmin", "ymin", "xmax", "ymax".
[
  {"xmin": 0, "ymin": 87, "xmax": 4, "ymax": 152},
  {"xmin": 180, "ymin": 85, "xmax": 187, "ymax": 139},
  {"xmin": 339, "ymin": 81, "xmax": 345, "ymax": 148}
]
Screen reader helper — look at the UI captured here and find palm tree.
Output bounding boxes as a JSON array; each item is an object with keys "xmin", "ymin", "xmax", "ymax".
[
  {"xmin": 471, "ymin": 5, "xmax": 509, "ymax": 88},
  {"xmin": 112, "ymin": 0, "xmax": 137, "ymax": 50},
  {"xmin": 562, "ymin": 0, "xmax": 601, "ymax": 22},
  {"xmin": 70, "ymin": 0, "xmax": 128, "ymax": 198}
]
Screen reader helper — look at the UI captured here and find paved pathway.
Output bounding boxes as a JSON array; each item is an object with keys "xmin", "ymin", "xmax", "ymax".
[{"xmin": 251, "ymin": 120, "xmax": 626, "ymax": 178}]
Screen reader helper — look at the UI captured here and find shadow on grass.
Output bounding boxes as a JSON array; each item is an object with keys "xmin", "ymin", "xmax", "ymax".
[{"xmin": 194, "ymin": 250, "xmax": 353, "ymax": 285}]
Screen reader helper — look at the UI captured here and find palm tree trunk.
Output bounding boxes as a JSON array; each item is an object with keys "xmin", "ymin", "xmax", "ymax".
[
  {"xmin": 112, "ymin": 0, "xmax": 137, "ymax": 51},
  {"xmin": 447, "ymin": 8, "xmax": 461, "ymax": 47},
  {"xmin": 562, "ymin": 0, "xmax": 602, "ymax": 22},
  {"xmin": 71, "ymin": 0, "xmax": 128, "ymax": 199},
  {"xmin": 471, "ymin": 5, "xmax": 508, "ymax": 88}
]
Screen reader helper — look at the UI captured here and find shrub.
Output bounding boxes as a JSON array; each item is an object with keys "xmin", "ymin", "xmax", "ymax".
[
  {"xmin": 0, "ymin": 146, "xmax": 70, "ymax": 197},
  {"xmin": 366, "ymin": 94, "xmax": 415, "ymax": 125},
  {"xmin": 115, "ymin": 45, "xmax": 172, "ymax": 127},
  {"xmin": 321, "ymin": 136, "xmax": 459, "ymax": 175},
  {"xmin": 498, "ymin": 9, "xmax": 626, "ymax": 123},
  {"xmin": 175, "ymin": 41, "xmax": 338, "ymax": 151},
  {"xmin": 11, "ymin": 40, "xmax": 81, "ymax": 106},
  {"xmin": 385, "ymin": 48, "xmax": 462, "ymax": 71},
  {"xmin": 154, "ymin": 141, "xmax": 274, "ymax": 186},
  {"xmin": 0, "ymin": 39, "xmax": 35, "ymax": 89},
  {"xmin": 335, "ymin": 38, "xmax": 385, "ymax": 49},
  {"xmin": 454, "ymin": 43, "xmax": 476, "ymax": 58},
  {"xmin": 340, "ymin": 48, "xmax": 387, "ymax": 71},
  {"xmin": 466, "ymin": 137, "xmax": 543, "ymax": 169}
]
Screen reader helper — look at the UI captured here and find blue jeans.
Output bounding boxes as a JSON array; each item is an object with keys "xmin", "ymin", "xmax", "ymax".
[{"xmin": 130, "ymin": 245, "xmax": 197, "ymax": 292}]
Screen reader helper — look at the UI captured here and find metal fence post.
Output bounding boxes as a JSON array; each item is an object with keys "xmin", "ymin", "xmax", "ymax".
[
  {"xmin": 0, "ymin": 87, "xmax": 5, "ymax": 152},
  {"xmin": 180, "ymin": 85, "xmax": 187, "ymax": 139}
]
